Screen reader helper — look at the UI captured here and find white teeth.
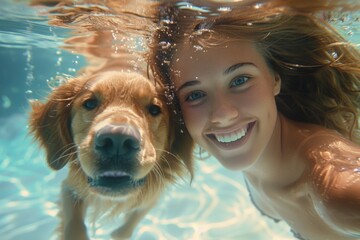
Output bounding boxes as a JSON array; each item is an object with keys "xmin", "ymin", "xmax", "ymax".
[
  {"xmin": 214, "ymin": 127, "xmax": 247, "ymax": 143},
  {"xmin": 99, "ymin": 171, "xmax": 129, "ymax": 178}
]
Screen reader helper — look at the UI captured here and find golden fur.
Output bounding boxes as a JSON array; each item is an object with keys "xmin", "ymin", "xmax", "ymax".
[{"xmin": 29, "ymin": 64, "xmax": 193, "ymax": 239}]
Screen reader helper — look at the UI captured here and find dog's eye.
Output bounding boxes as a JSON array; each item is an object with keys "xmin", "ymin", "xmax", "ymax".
[
  {"xmin": 83, "ymin": 98, "xmax": 98, "ymax": 110},
  {"xmin": 148, "ymin": 104, "xmax": 161, "ymax": 116}
]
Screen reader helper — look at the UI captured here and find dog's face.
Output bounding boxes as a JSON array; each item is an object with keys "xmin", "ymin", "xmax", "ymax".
[
  {"xmin": 30, "ymin": 70, "xmax": 193, "ymax": 199},
  {"xmin": 70, "ymin": 71, "xmax": 168, "ymax": 195}
]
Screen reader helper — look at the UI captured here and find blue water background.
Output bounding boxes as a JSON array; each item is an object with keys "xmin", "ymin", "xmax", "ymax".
[{"xmin": 0, "ymin": 0, "xmax": 358, "ymax": 239}]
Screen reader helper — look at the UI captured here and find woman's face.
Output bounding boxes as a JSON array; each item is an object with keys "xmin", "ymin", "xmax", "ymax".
[{"xmin": 171, "ymin": 39, "xmax": 281, "ymax": 170}]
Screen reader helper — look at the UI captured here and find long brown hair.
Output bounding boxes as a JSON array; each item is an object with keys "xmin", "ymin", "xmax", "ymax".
[{"xmin": 149, "ymin": 0, "xmax": 360, "ymax": 144}]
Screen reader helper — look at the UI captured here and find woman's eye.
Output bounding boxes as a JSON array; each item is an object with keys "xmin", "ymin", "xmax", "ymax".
[
  {"xmin": 185, "ymin": 91, "xmax": 206, "ymax": 102},
  {"xmin": 82, "ymin": 98, "xmax": 98, "ymax": 110},
  {"xmin": 230, "ymin": 76, "xmax": 251, "ymax": 88}
]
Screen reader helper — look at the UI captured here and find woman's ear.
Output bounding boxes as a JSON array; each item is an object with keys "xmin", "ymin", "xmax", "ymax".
[{"xmin": 273, "ymin": 73, "xmax": 281, "ymax": 96}]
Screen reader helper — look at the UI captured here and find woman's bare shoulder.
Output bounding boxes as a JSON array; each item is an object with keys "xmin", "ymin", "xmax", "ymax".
[
  {"xmin": 301, "ymin": 128, "xmax": 360, "ymax": 236},
  {"xmin": 280, "ymin": 115, "xmax": 360, "ymax": 162},
  {"xmin": 279, "ymin": 116, "xmax": 360, "ymax": 236},
  {"xmin": 281, "ymin": 115, "xmax": 360, "ymax": 235}
]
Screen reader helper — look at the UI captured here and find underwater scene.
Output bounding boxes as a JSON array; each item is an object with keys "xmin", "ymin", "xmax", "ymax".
[{"xmin": 0, "ymin": 0, "xmax": 359, "ymax": 239}]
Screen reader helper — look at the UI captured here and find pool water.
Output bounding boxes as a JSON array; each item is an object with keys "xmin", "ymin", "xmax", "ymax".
[
  {"xmin": 0, "ymin": 1, "xmax": 358, "ymax": 240},
  {"xmin": 0, "ymin": 123, "xmax": 295, "ymax": 240}
]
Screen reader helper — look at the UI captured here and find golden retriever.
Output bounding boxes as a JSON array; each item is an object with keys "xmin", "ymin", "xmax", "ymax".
[{"xmin": 29, "ymin": 63, "xmax": 194, "ymax": 239}]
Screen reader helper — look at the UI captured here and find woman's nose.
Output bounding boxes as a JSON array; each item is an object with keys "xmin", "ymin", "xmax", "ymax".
[{"xmin": 209, "ymin": 94, "xmax": 239, "ymax": 125}]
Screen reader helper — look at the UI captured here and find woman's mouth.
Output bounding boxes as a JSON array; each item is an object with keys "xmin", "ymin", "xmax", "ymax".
[{"xmin": 207, "ymin": 121, "xmax": 256, "ymax": 149}]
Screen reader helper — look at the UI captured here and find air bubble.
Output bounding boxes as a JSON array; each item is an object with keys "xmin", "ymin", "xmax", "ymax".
[
  {"xmin": 193, "ymin": 45, "xmax": 203, "ymax": 52},
  {"xmin": 218, "ymin": 7, "xmax": 231, "ymax": 12},
  {"xmin": 159, "ymin": 41, "xmax": 171, "ymax": 49},
  {"xmin": 161, "ymin": 19, "xmax": 173, "ymax": 25},
  {"xmin": 25, "ymin": 49, "xmax": 34, "ymax": 85},
  {"xmin": 56, "ymin": 57, "xmax": 63, "ymax": 66},
  {"xmin": 173, "ymin": 70, "xmax": 181, "ymax": 77},
  {"xmin": 254, "ymin": 3, "xmax": 264, "ymax": 9},
  {"xmin": 331, "ymin": 51, "xmax": 339, "ymax": 59},
  {"xmin": 25, "ymin": 90, "xmax": 33, "ymax": 98}
]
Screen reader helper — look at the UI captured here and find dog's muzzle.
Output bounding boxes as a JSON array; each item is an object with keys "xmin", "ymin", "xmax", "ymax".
[{"xmin": 89, "ymin": 124, "xmax": 145, "ymax": 193}]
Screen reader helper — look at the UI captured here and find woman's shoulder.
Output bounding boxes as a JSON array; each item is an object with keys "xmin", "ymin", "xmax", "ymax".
[
  {"xmin": 289, "ymin": 119, "xmax": 360, "ymax": 167},
  {"xmin": 305, "ymin": 132, "xmax": 360, "ymax": 235},
  {"xmin": 282, "ymin": 116, "xmax": 360, "ymax": 235},
  {"xmin": 280, "ymin": 114, "xmax": 360, "ymax": 157},
  {"xmin": 300, "ymin": 124, "xmax": 360, "ymax": 198},
  {"xmin": 281, "ymin": 114, "xmax": 360, "ymax": 179}
]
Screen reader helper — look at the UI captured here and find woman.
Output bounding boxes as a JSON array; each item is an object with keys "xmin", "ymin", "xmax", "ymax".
[{"xmin": 149, "ymin": 1, "xmax": 360, "ymax": 239}]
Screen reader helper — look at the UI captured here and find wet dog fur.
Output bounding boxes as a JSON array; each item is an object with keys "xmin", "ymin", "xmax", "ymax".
[{"xmin": 29, "ymin": 65, "xmax": 193, "ymax": 239}]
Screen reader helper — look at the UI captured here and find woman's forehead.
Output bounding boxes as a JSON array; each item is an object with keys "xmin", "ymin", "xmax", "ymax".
[
  {"xmin": 173, "ymin": 39, "xmax": 260, "ymax": 64},
  {"xmin": 170, "ymin": 39, "xmax": 270, "ymax": 84}
]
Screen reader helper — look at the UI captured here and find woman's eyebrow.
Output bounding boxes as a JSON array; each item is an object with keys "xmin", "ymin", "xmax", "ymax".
[
  {"xmin": 176, "ymin": 80, "xmax": 200, "ymax": 94},
  {"xmin": 223, "ymin": 62, "xmax": 256, "ymax": 75},
  {"xmin": 176, "ymin": 63, "xmax": 256, "ymax": 93}
]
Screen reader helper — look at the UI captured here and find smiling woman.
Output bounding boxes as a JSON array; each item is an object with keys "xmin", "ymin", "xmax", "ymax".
[{"xmin": 149, "ymin": 0, "xmax": 360, "ymax": 239}]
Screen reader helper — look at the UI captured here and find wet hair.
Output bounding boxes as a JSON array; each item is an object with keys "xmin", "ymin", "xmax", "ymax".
[{"xmin": 149, "ymin": 0, "xmax": 360, "ymax": 144}]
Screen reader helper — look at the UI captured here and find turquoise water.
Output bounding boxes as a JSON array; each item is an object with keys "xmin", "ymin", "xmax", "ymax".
[{"xmin": 0, "ymin": 1, "xmax": 359, "ymax": 240}]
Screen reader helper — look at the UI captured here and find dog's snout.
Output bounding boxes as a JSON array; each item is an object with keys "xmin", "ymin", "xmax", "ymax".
[{"xmin": 95, "ymin": 124, "xmax": 141, "ymax": 159}]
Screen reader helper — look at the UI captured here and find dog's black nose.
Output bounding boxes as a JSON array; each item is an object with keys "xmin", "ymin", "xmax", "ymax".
[{"xmin": 95, "ymin": 124, "xmax": 141, "ymax": 160}]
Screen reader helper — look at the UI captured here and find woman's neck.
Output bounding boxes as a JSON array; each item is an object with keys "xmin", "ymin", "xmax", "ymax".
[{"xmin": 243, "ymin": 114, "xmax": 301, "ymax": 187}]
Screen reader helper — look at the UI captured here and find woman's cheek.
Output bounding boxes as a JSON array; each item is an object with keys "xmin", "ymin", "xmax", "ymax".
[
  {"xmin": 181, "ymin": 105, "xmax": 204, "ymax": 134},
  {"xmin": 240, "ymin": 85, "xmax": 272, "ymax": 109}
]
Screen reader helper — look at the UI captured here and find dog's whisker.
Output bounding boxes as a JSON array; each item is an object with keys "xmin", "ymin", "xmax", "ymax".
[
  {"xmin": 151, "ymin": 162, "xmax": 163, "ymax": 184},
  {"xmin": 55, "ymin": 142, "xmax": 77, "ymax": 157},
  {"xmin": 60, "ymin": 145, "xmax": 78, "ymax": 159},
  {"xmin": 69, "ymin": 152, "xmax": 89, "ymax": 177},
  {"xmin": 155, "ymin": 148, "xmax": 171, "ymax": 156},
  {"xmin": 156, "ymin": 151, "xmax": 174, "ymax": 175},
  {"xmin": 47, "ymin": 143, "xmax": 78, "ymax": 167},
  {"xmin": 154, "ymin": 161, "xmax": 167, "ymax": 189},
  {"xmin": 156, "ymin": 148, "xmax": 183, "ymax": 163}
]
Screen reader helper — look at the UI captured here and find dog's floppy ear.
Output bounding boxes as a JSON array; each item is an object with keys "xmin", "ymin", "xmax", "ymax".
[{"xmin": 29, "ymin": 79, "xmax": 81, "ymax": 170}]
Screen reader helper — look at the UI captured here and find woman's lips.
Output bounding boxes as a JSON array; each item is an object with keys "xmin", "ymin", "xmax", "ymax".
[{"xmin": 207, "ymin": 121, "xmax": 256, "ymax": 150}]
